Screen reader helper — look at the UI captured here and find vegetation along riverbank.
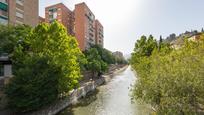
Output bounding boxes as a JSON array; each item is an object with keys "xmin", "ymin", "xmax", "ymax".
[{"xmin": 130, "ymin": 33, "xmax": 204, "ymax": 114}]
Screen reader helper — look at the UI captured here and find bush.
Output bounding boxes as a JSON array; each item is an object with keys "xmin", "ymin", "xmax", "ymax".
[
  {"xmin": 5, "ymin": 56, "xmax": 60, "ymax": 112},
  {"xmin": 4, "ymin": 22, "xmax": 83, "ymax": 112},
  {"xmin": 131, "ymin": 35, "xmax": 204, "ymax": 114}
]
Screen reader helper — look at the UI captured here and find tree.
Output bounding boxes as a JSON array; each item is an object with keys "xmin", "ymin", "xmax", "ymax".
[
  {"xmin": 5, "ymin": 21, "xmax": 83, "ymax": 112},
  {"xmin": 132, "ymin": 35, "xmax": 157, "ymax": 57},
  {"xmin": 92, "ymin": 45, "xmax": 116, "ymax": 64},
  {"xmin": 131, "ymin": 34, "xmax": 204, "ymax": 114},
  {"xmin": 0, "ymin": 25, "xmax": 31, "ymax": 55},
  {"xmin": 85, "ymin": 48, "xmax": 108, "ymax": 78},
  {"xmin": 159, "ymin": 35, "xmax": 163, "ymax": 49},
  {"xmin": 30, "ymin": 22, "xmax": 82, "ymax": 93},
  {"xmin": 5, "ymin": 55, "xmax": 60, "ymax": 112}
]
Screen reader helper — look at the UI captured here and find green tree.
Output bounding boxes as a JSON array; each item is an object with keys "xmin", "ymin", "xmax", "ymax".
[
  {"xmin": 5, "ymin": 21, "xmax": 83, "ymax": 112},
  {"xmin": 30, "ymin": 22, "xmax": 82, "ymax": 93},
  {"xmin": 85, "ymin": 48, "xmax": 108, "ymax": 78},
  {"xmin": 5, "ymin": 55, "xmax": 60, "ymax": 112},
  {"xmin": 0, "ymin": 25, "xmax": 31, "ymax": 55},
  {"xmin": 131, "ymin": 34, "xmax": 204, "ymax": 114},
  {"xmin": 92, "ymin": 45, "xmax": 116, "ymax": 64}
]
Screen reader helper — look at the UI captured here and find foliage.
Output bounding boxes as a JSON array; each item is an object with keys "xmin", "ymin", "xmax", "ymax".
[
  {"xmin": 30, "ymin": 22, "xmax": 82, "ymax": 93},
  {"xmin": 0, "ymin": 25, "xmax": 31, "ymax": 55},
  {"xmin": 4, "ymin": 21, "xmax": 83, "ymax": 112},
  {"xmin": 5, "ymin": 55, "xmax": 60, "ymax": 112},
  {"xmin": 133, "ymin": 35, "xmax": 158, "ymax": 57},
  {"xmin": 131, "ymin": 35, "xmax": 204, "ymax": 114},
  {"xmin": 84, "ymin": 48, "xmax": 108, "ymax": 77},
  {"xmin": 92, "ymin": 45, "xmax": 127, "ymax": 64},
  {"xmin": 92, "ymin": 45, "xmax": 116, "ymax": 64},
  {"xmin": 84, "ymin": 45, "xmax": 127, "ymax": 78}
]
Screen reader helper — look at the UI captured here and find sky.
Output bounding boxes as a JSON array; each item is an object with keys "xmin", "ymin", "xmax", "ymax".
[{"xmin": 39, "ymin": 0, "xmax": 204, "ymax": 55}]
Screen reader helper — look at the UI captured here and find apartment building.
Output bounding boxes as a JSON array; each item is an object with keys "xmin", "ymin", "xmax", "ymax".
[
  {"xmin": 44, "ymin": 2, "xmax": 104, "ymax": 51},
  {"xmin": 39, "ymin": 16, "xmax": 45, "ymax": 23},
  {"xmin": 74, "ymin": 2, "xmax": 96, "ymax": 50},
  {"xmin": 45, "ymin": 3, "xmax": 75, "ymax": 36},
  {"xmin": 95, "ymin": 19, "xmax": 104, "ymax": 47},
  {"xmin": 0, "ymin": 0, "xmax": 8, "ymax": 25},
  {"xmin": 0, "ymin": 0, "xmax": 39, "ymax": 27}
]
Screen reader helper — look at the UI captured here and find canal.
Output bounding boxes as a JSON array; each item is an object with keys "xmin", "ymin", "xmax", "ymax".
[{"xmin": 59, "ymin": 66, "xmax": 151, "ymax": 115}]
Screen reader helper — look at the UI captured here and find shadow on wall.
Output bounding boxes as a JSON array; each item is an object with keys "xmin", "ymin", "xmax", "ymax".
[{"xmin": 58, "ymin": 89, "xmax": 99, "ymax": 115}]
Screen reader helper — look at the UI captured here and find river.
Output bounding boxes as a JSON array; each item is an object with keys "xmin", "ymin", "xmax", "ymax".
[{"xmin": 59, "ymin": 66, "xmax": 151, "ymax": 115}]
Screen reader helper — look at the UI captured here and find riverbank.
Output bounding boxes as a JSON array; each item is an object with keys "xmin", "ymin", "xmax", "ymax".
[
  {"xmin": 59, "ymin": 66, "xmax": 152, "ymax": 115},
  {"xmin": 22, "ymin": 65, "xmax": 128, "ymax": 115}
]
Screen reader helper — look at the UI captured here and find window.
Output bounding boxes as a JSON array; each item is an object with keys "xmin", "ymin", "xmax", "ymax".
[
  {"xmin": 53, "ymin": 12, "xmax": 57, "ymax": 19},
  {"xmin": 0, "ymin": 64, "xmax": 4, "ymax": 76},
  {"xmin": 49, "ymin": 8, "xmax": 57, "ymax": 12},
  {"xmin": 49, "ymin": 10, "xmax": 57, "ymax": 20},
  {"xmin": 0, "ymin": 16, "xmax": 8, "ymax": 25},
  {"xmin": 0, "ymin": 1, "xmax": 8, "ymax": 11},
  {"xmin": 16, "ymin": 20, "xmax": 23, "ymax": 24},
  {"xmin": 16, "ymin": 0, "xmax": 23, "ymax": 6},
  {"xmin": 16, "ymin": 11, "xmax": 23, "ymax": 18},
  {"xmin": 16, "ymin": 7, "xmax": 24, "ymax": 13}
]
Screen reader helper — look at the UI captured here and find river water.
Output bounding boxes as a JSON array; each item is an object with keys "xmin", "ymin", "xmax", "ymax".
[{"xmin": 59, "ymin": 66, "xmax": 151, "ymax": 115}]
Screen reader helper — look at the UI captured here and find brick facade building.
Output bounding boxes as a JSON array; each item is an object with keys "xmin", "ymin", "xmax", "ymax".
[
  {"xmin": 0, "ymin": 0, "xmax": 39, "ymax": 27},
  {"xmin": 94, "ymin": 19, "xmax": 104, "ymax": 47},
  {"xmin": 45, "ymin": 2, "xmax": 104, "ymax": 51},
  {"xmin": 45, "ymin": 3, "xmax": 75, "ymax": 36}
]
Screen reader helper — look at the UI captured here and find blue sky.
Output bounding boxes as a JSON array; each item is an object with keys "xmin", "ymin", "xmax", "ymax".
[{"xmin": 39, "ymin": 0, "xmax": 204, "ymax": 54}]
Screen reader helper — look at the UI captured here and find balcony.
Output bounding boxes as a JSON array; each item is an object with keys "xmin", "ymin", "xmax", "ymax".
[
  {"xmin": 0, "ymin": 1, "xmax": 8, "ymax": 11},
  {"xmin": 0, "ymin": 10, "xmax": 8, "ymax": 18},
  {"xmin": 0, "ymin": 0, "xmax": 8, "ymax": 5}
]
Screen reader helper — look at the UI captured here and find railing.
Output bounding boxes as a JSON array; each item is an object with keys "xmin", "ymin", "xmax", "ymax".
[{"xmin": 0, "ymin": 10, "xmax": 8, "ymax": 18}]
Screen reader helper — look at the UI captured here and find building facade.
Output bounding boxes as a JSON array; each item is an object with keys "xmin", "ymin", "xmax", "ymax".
[
  {"xmin": 44, "ymin": 2, "xmax": 104, "ymax": 51},
  {"xmin": 0, "ymin": 0, "xmax": 39, "ymax": 27},
  {"xmin": 45, "ymin": 3, "xmax": 75, "ymax": 36},
  {"xmin": 39, "ymin": 16, "xmax": 45, "ymax": 23},
  {"xmin": 95, "ymin": 19, "xmax": 104, "ymax": 47},
  {"xmin": 0, "ymin": 0, "xmax": 8, "ymax": 25},
  {"xmin": 74, "ymin": 2, "xmax": 96, "ymax": 50}
]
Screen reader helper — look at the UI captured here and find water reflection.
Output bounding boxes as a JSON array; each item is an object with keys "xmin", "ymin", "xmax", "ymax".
[{"xmin": 59, "ymin": 66, "xmax": 151, "ymax": 115}]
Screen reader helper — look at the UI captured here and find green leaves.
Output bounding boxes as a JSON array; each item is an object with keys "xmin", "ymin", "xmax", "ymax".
[
  {"xmin": 84, "ymin": 48, "xmax": 108, "ymax": 77},
  {"xmin": 4, "ymin": 21, "xmax": 83, "ymax": 112},
  {"xmin": 131, "ymin": 35, "xmax": 204, "ymax": 114},
  {"xmin": 6, "ymin": 56, "xmax": 60, "ymax": 112},
  {"xmin": 0, "ymin": 25, "xmax": 31, "ymax": 55}
]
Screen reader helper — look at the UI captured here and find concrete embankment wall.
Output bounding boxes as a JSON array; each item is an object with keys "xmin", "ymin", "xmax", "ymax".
[{"xmin": 25, "ymin": 65, "xmax": 128, "ymax": 115}]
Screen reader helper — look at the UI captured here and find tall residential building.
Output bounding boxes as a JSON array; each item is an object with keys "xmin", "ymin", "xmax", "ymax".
[
  {"xmin": 0, "ymin": 0, "xmax": 39, "ymax": 27},
  {"xmin": 45, "ymin": 3, "xmax": 74, "ymax": 36},
  {"xmin": 74, "ymin": 2, "xmax": 96, "ymax": 51},
  {"xmin": 44, "ymin": 2, "xmax": 104, "ymax": 51},
  {"xmin": 95, "ymin": 19, "xmax": 104, "ymax": 47}
]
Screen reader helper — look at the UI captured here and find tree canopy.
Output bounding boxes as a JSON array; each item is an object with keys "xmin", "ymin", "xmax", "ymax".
[
  {"xmin": 5, "ymin": 22, "xmax": 83, "ymax": 112},
  {"xmin": 131, "ymin": 35, "xmax": 204, "ymax": 114}
]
